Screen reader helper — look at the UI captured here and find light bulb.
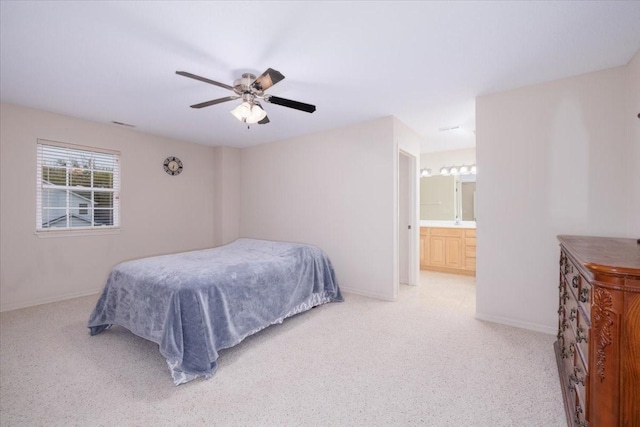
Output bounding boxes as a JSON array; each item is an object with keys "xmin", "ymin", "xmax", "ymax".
[{"xmin": 230, "ymin": 102, "xmax": 252, "ymax": 122}]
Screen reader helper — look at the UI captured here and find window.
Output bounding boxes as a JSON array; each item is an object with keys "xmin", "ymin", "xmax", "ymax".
[{"xmin": 36, "ymin": 140, "xmax": 120, "ymax": 232}]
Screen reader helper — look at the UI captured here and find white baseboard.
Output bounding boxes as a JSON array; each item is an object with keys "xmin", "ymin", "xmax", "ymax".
[
  {"xmin": 339, "ymin": 286, "xmax": 396, "ymax": 301},
  {"xmin": 474, "ymin": 312, "xmax": 556, "ymax": 335},
  {"xmin": 0, "ymin": 288, "xmax": 102, "ymax": 313}
]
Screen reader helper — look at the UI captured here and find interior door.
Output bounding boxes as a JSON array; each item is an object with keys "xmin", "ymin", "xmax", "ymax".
[{"xmin": 399, "ymin": 152, "xmax": 411, "ymax": 285}]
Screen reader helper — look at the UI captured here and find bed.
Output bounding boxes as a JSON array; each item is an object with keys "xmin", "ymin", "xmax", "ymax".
[{"xmin": 87, "ymin": 238, "xmax": 343, "ymax": 385}]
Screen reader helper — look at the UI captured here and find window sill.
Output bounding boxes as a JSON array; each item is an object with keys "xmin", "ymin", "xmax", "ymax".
[{"xmin": 35, "ymin": 227, "xmax": 121, "ymax": 238}]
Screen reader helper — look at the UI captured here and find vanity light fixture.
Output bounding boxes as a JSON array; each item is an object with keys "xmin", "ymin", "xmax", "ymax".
[
  {"xmin": 435, "ymin": 164, "xmax": 477, "ymax": 177},
  {"xmin": 420, "ymin": 168, "xmax": 432, "ymax": 178}
]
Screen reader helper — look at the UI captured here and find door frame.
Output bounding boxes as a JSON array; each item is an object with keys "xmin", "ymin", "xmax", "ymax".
[{"xmin": 397, "ymin": 149, "xmax": 419, "ymax": 291}]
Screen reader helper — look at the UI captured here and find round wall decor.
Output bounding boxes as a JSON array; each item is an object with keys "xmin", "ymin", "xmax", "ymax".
[{"xmin": 163, "ymin": 156, "xmax": 183, "ymax": 176}]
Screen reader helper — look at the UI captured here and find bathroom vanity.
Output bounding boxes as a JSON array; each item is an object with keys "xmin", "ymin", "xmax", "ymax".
[{"xmin": 419, "ymin": 221, "xmax": 476, "ymax": 276}]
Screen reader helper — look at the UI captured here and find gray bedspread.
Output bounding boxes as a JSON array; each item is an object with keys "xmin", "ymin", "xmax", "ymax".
[{"xmin": 87, "ymin": 238, "xmax": 343, "ymax": 385}]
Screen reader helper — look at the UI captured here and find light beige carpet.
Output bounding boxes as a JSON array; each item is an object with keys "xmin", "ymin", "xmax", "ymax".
[{"xmin": 0, "ymin": 271, "xmax": 565, "ymax": 426}]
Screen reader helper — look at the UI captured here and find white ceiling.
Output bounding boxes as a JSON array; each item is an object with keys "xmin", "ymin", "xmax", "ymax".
[{"xmin": 1, "ymin": 1, "xmax": 639, "ymax": 153}]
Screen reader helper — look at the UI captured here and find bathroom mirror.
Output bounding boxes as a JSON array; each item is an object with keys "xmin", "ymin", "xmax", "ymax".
[{"xmin": 420, "ymin": 175, "xmax": 476, "ymax": 221}]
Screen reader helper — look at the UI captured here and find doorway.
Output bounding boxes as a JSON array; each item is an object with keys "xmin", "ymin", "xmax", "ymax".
[{"xmin": 398, "ymin": 150, "xmax": 417, "ymax": 287}]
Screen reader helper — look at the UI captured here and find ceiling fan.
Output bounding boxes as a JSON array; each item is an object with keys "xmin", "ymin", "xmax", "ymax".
[{"xmin": 176, "ymin": 68, "xmax": 316, "ymax": 125}]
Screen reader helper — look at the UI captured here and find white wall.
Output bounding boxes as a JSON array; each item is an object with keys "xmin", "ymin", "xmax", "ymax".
[
  {"xmin": 475, "ymin": 60, "xmax": 636, "ymax": 334},
  {"xmin": 213, "ymin": 146, "xmax": 241, "ymax": 246},
  {"xmin": 628, "ymin": 51, "xmax": 640, "ymax": 236},
  {"xmin": 0, "ymin": 103, "xmax": 216, "ymax": 311},
  {"xmin": 240, "ymin": 116, "xmax": 405, "ymax": 300}
]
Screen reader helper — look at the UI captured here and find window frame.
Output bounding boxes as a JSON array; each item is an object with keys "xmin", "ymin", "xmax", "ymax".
[{"xmin": 36, "ymin": 139, "xmax": 121, "ymax": 236}]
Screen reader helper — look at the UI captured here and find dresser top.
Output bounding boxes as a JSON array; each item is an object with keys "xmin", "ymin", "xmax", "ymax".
[{"xmin": 558, "ymin": 235, "xmax": 640, "ymax": 278}]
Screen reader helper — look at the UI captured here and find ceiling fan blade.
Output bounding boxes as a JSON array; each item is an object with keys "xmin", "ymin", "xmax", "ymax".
[
  {"xmin": 265, "ymin": 95, "xmax": 316, "ymax": 113},
  {"xmin": 255, "ymin": 101, "xmax": 270, "ymax": 124},
  {"xmin": 190, "ymin": 96, "xmax": 239, "ymax": 109},
  {"xmin": 176, "ymin": 71, "xmax": 234, "ymax": 91},
  {"xmin": 251, "ymin": 68, "xmax": 285, "ymax": 91}
]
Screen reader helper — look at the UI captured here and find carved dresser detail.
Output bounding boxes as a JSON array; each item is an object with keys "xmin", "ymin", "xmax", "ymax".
[{"xmin": 555, "ymin": 235, "xmax": 640, "ymax": 427}]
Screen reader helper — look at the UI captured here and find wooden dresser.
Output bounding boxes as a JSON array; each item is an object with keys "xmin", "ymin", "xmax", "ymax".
[
  {"xmin": 555, "ymin": 235, "xmax": 640, "ymax": 427},
  {"xmin": 420, "ymin": 227, "xmax": 476, "ymax": 276}
]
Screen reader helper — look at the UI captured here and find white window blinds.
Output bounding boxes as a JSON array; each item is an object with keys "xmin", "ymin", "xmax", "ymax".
[{"xmin": 36, "ymin": 140, "xmax": 120, "ymax": 232}]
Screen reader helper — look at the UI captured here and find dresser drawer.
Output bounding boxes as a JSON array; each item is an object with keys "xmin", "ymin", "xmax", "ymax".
[
  {"xmin": 560, "ymin": 249, "xmax": 572, "ymax": 276},
  {"xmin": 559, "ymin": 279, "xmax": 571, "ymax": 310},
  {"xmin": 566, "ymin": 295, "xmax": 579, "ymax": 334},
  {"xmin": 465, "ymin": 237, "xmax": 476, "ymax": 247},
  {"xmin": 465, "ymin": 229, "xmax": 476, "ymax": 238},
  {"xmin": 559, "ymin": 323, "xmax": 577, "ymax": 374},
  {"xmin": 577, "ymin": 278, "xmax": 591, "ymax": 320},
  {"xmin": 562, "ymin": 254, "xmax": 581, "ymax": 294},
  {"xmin": 572, "ymin": 355, "xmax": 589, "ymax": 422},
  {"xmin": 562, "ymin": 251, "xmax": 592, "ymax": 321},
  {"xmin": 574, "ymin": 321, "xmax": 589, "ymax": 372},
  {"xmin": 567, "ymin": 268, "xmax": 581, "ymax": 294},
  {"xmin": 559, "ymin": 303, "xmax": 571, "ymax": 338},
  {"xmin": 574, "ymin": 400, "xmax": 587, "ymax": 427}
]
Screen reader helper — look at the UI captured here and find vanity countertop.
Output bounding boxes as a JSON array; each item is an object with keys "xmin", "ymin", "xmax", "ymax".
[{"xmin": 419, "ymin": 220, "xmax": 476, "ymax": 229}]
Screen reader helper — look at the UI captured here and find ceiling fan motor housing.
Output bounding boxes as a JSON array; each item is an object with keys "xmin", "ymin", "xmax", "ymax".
[{"xmin": 234, "ymin": 73, "xmax": 258, "ymax": 94}]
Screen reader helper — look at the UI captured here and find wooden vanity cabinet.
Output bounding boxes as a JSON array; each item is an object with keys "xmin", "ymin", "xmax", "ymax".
[
  {"xmin": 555, "ymin": 235, "xmax": 640, "ymax": 427},
  {"xmin": 420, "ymin": 227, "xmax": 476, "ymax": 276},
  {"xmin": 464, "ymin": 229, "xmax": 476, "ymax": 271},
  {"xmin": 429, "ymin": 228, "xmax": 463, "ymax": 268},
  {"xmin": 420, "ymin": 227, "xmax": 429, "ymax": 268}
]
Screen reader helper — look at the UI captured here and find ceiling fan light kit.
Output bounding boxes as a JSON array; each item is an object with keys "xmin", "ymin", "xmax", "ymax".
[
  {"xmin": 176, "ymin": 68, "xmax": 315, "ymax": 125},
  {"xmin": 230, "ymin": 101, "xmax": 267, "ymax": 124}
]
